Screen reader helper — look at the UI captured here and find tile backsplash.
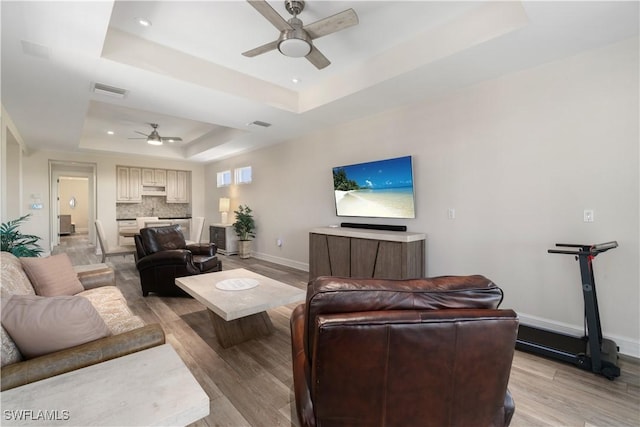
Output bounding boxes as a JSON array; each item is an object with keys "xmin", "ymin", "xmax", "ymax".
[{"xmin": 117, "ymin": 196, "xmax": 190, "ymax": 219}]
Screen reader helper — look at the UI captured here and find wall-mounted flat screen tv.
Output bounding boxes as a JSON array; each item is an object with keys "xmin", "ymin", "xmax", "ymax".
[{"xmin": 333, "ymin": 155, "xmax": 416, "ymax": 219}]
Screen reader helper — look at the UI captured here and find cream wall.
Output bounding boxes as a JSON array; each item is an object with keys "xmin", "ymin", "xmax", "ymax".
[
  {"xmin": 17, "ymin": 150, "xmax": 206, "ymax": 254},
  {"xmin": 59, "ymin": 178, "xmax": 89, "ymax": 232},
  {"xmin": 206, "ymin": 37, "xmax": 639, "ymax": 356}
]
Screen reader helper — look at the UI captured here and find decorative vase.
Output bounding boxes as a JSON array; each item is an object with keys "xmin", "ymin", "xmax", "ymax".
[{"xmin": 238, "ymin": 240, "xmax": 252, "ymax": 259}]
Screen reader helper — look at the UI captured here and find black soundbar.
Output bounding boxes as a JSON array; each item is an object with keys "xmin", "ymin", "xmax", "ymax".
[{"xmin": 340, "ymin": 223, "xmax": 407, "ymax": 232}]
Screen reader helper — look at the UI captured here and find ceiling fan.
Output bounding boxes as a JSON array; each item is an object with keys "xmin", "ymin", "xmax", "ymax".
[
  {"xmin": 242, "ymin": 0, "xmax": 358, "ymax": 70},
  {"xmin": 129, "ymin": 123, "xmax": 182, "ymax": 146}
]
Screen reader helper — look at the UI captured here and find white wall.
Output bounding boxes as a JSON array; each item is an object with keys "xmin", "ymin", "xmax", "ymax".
[
  {"xmin": 206, "ymin": 37, "xmax": 639, "ymax": 356},
  {"xmin": 1, "ymin": 106, "xmax": 27, "ymax": 222},
  {"xmin": 17, "ymin": 150, "xmax": 206, "ymax": 254}
]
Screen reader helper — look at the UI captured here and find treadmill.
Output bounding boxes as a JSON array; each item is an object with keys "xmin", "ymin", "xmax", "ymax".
[{"xmin": 516, "ymin": 241, "xmax": 620, "ymax": 380}]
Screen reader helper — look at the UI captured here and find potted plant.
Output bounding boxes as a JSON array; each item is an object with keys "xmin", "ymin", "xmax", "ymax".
[
  {"xmin": 1, "ymin": 214, "xmax": 43, "ymax": 257},
  {"xmin": 232, "ymin": 205, "xmax": 255, "ymax": 259}
]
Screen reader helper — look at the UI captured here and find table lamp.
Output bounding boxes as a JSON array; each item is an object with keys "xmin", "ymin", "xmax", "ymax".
[{"xmin": 219, "ymin": 197, "xmax": 230, "ymax": 224}]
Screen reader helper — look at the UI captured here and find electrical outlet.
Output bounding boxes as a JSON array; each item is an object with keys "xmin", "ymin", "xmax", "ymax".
[
  {"xmin": 583, "ymin": 209, "xmax": 594, "ymax": 223},
  {"xmin": 447, "ymin": 208, "xmax": 456, "ymax": 220},
  {"xmin": 276, "ymin": 238, "xmax": 283, "ymax": 247}
]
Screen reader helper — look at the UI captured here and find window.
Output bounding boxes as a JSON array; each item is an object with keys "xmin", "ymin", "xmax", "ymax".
[
  {"xmin": 216, "ymin": 170, "xmax": 231, "ymax": 187},
  {"xmin": 234, "ymin": 166, "xmax": 252, "ymax": 184}
]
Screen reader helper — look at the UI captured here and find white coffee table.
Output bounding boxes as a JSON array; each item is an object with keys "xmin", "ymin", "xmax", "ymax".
[
  {"xmin": 175, "ymin": 268, "xmax": 306, "ymax": 348},
  {"xmin": 1, "ymin": 344, "xmax": 209, "ymax": 426}
]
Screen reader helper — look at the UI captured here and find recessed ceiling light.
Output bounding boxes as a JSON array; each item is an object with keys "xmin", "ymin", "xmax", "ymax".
[
  {"xmin": 292, "ymin": 77, "xmax": 301, "ymax": 84},
  {"xmin": 106, "ymin": 130, "xmax": 114, "ymax": 135},
  {"xmin": 136, "ymin": 17, "xmax": 152, "ymax": 27}
]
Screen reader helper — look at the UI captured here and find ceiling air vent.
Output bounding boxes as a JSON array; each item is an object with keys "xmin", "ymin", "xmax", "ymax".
[
  {"xmin": 248, "ymin": 120, "xmax": 272, "ymax": 128},
  {"xmin": 92, "ymin": 83, "xmax": 128, "ymax": 99},
  {"xmin": 21, "ymin": 40, "xmax": 50, "ymax": 59}
]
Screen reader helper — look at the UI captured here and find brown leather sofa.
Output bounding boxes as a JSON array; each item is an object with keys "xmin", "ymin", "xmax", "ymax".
[
  {"xmin": 290, "ymin": 275, "xmax": 519, "ymax": 427},
  {"xmin": 134, "ymin": 225, "xmax": 222, "ymax": 296}
]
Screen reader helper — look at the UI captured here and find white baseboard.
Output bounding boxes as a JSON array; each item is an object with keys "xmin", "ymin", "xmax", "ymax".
[
  {"xmin": 518, "ymin": 312, "xmax": 639, "ymax": 359},
  {"xmin": 213, "ymin": 251, "xmax": 640, "ymax": 359},
  {"xmin": 252, "ymin": 251, "xmax": 309, "ymax": 273}
]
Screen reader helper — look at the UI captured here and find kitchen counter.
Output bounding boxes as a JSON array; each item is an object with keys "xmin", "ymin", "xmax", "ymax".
[
  {"xmin": 117, "ymin": 217, "xmax": 192, "ymax": 245},
  {"xmin": 117, "ymin": 216, "xmax": 192, "ymax": 221}
]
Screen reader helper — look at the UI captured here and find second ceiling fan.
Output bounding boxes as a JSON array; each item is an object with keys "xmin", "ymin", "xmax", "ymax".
[
  {"xmin": 130, "ymin": 123, "xmax": 182, "ymax": 146},
  {"xmin": 242, "ymin": 0, "xmax": 359, "ymax": 70}
]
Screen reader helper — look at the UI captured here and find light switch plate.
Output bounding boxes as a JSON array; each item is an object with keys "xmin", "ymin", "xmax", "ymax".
[{"xmin": 583, "ymin": 209, "xmax": 594, "ymax": 223}]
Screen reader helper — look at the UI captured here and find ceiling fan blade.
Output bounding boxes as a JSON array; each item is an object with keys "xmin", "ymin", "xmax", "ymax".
[
  {"xmin": 306, "ymin": 45, "xmax": 330, "ymax": 70},
  {"xmin": 247, "ymin": 0, "xmax": 292, "ymax": 31},
  {"xmin": 134, "ymin": 130, "xmax": 149, "ymax": 137},
  {"xmin": 128, "ymin": 137, "xmax": 147, "ymax": 140},
  {"xmin": 161, "ymin": 137, "xmax": 183, "ymax": 142},
  {"xmin": 304, "ymin": 8, "xmax": 358, "ymax": 40},
  {"xmin": 242, "ymin": 40, "xmax": 278, "ymax": 57}
]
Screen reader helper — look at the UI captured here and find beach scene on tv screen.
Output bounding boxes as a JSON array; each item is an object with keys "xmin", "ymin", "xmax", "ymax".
[{"xmin": 333, "ymin": 156, "xmax": 415, "ymax": 219}]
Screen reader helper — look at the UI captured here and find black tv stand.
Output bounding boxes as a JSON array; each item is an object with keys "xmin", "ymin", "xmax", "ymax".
[{"xmin": 516, "ymin": 241, "xmax": 620, "ymax": 380}]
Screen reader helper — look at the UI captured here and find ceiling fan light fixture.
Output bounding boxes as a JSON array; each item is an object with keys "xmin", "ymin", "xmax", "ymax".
[
  {"xmin": 243, "ymin": 1, "xmax": 358, "ymax": 69},
  {"xmin": 278, "ymin": 26, "xmax": 311, "ymax": 57},
  {"xmin": 278, "ymin": 38, "xmax": 311, "ymax": 57},
  {"xmin": 147, "ymin": 130, "xmax": 162, "ymax": 145}
]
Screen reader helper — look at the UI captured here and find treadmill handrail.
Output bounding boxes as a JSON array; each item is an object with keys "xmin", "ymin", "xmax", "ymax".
[
  {"xmin": 549, "ymin": 241, "xmax": 618, "ymax": 256},
  {"xmin": 592, "ymin": 241, "xmax": 618, "ymax": 252}
]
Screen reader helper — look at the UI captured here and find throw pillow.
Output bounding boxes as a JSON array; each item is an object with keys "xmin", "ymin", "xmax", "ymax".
[
  {"xmin": 1, "ymin": 294, "xmax": 111, "ymax": 359},
  {"xmin": 1, "ymin": 324, "xmax": 23, "ymax": 366},
  {"xmin": 20, "ymin": 253, "xmax": 84, "ymax": 296}
]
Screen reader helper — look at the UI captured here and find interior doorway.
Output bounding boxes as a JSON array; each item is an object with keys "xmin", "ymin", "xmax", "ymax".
[
  {"xmin": 49, "ymin": 161, "xmax": 97, "ymax": 250},
  {"xmin": 59, "ymin": 177, "xmax": 89, "ymax": 234}
]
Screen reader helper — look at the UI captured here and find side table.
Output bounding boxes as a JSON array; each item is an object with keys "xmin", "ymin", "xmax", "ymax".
[
  {"xmin": 1, "ymin": 344, "xmax": 209, "ymax": 426},
  {"xmin": 209, "ymin": 224, "xmax": 238, "ymax": 255}
]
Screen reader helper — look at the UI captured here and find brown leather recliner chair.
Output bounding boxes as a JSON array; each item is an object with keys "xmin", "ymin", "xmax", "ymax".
[
  {"xmin": 134, "ymin": 225, "xmax": 222, "ymax": 296},
  {"xmin": 290, "ymin": 275, "xmax": 519, "ymax": 427}
]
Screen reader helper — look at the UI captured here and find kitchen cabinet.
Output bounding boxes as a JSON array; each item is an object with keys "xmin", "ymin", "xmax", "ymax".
[
  {"xmin": 142, "ymin": 169, "xmax": 166, "ymax": 186},
  {"xmin": 141, "ymin": 168, "xmax": 167, "ymax": 196},
  {"xmin": 118, "ymin": 165, "xmax": 189, "ymax": 203},
  {"xmin": 166, "ymin": 170, "xmax": 189, "ymax": 203},
  {"xmin": 116, "ymin": 166, "xmax": 142, "ymax": 203}
]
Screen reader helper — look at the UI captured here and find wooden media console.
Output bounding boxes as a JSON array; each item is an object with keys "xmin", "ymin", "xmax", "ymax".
[{"xmin": 309, "ymin": 227, "xmax": 426, "ymax": 281}]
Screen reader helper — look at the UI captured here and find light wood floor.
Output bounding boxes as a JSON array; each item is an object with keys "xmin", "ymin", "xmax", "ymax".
[{"xmin": 55, "ymin": 234, "xmax": 640, "ymax": 427}]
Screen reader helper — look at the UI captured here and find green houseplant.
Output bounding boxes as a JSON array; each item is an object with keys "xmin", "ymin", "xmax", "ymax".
[
  {"xmin": 232, "ymin": 205, "xmax": 255, "ymax": 259},
  {"xmin": 1, "ymin": 214, "xmax": 43, "ymax": 257}
]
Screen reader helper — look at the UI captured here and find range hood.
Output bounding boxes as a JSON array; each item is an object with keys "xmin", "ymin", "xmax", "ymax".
[{"xmin": 142, "ymin": 185, "xmax": 166, "ymax": 196}]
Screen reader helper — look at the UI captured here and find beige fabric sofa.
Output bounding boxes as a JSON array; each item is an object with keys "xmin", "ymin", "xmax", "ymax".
[{"xmin": 0, "ymin": 251, "xmax": 165, "ymax": 390}]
